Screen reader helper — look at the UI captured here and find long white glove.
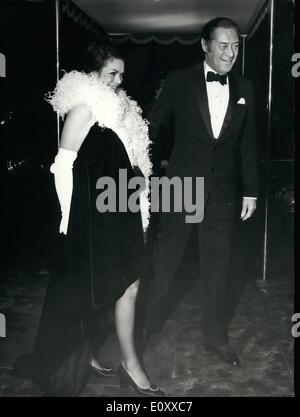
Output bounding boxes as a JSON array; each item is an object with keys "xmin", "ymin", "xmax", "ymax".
[{"xmin": 50, "ymin": 147, "xmax": 78, "ymax": 235}]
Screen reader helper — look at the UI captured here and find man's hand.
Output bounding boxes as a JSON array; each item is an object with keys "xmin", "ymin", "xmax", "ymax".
[{"xmin": 240, "ymin": 197, "xmax": 257, "ymax": 221}]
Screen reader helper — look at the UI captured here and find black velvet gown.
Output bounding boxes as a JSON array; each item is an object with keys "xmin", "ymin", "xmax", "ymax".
[{"xmin": 33, "ymin": 124, "xmax": 146, "ymax": 396}]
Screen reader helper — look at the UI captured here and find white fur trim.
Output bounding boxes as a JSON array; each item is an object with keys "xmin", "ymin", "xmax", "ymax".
[{"xmin": 46, "ymin": 71, "xmax": 152, "ymax": 231}]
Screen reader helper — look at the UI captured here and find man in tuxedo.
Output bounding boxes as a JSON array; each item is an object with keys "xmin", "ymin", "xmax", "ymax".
[{"xmin": 144, "ymin": 17, "xmax": 258, "ymax": 366}]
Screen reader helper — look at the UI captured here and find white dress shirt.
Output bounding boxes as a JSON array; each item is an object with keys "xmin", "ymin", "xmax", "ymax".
[
  {"xmin": 204, "ymin": 61, "xmax": 229, "ymax": 140},
  {"xmin": 204, "ymin": 61, "xmax": 256, "ymax": 201}
]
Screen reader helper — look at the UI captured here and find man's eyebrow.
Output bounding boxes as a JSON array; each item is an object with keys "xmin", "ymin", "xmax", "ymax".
[{"xmin": 220, "ymin": 41, "xmax": 240, "ymax": 45}]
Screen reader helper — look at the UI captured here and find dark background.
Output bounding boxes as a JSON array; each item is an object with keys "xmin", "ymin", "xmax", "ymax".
[
  {"xmin": 0, "ymin": 0, "xmax": 296, "ymax": 397},
  {"xmin": 0, "ymin": 0, "xmax": 294, "ymax": 285}
]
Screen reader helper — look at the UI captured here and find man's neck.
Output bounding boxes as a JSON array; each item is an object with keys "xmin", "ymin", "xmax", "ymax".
[
  {"xmin": 204, "ymin": 60, "xmax": 229, "ymax": 77},
  {"xmin": 204, "ymin": 60, "xmax": 217, "ymax": 74}
]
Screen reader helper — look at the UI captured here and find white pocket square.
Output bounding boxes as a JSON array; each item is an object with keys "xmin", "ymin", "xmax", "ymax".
[{"xmin": 237, "ymin": 97, "xmax": 246, "ymax": 105}]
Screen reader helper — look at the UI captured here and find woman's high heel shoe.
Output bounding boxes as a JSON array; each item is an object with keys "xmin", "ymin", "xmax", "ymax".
[
  {"xmin": 91, "ymin": 363, "xmax": 117, "ymax": 377},
  {"xmin": 119, "ymin": 364, "xmax": 165, "ymax": 397}
]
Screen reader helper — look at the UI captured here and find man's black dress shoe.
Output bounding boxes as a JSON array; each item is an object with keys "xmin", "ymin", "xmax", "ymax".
[{"xmin": 204, "ymin": 344, "xmax": 241, "ymax": 367}]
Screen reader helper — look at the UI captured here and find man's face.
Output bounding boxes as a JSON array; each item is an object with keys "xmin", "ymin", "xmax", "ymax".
[{"xmin": 201, "ymin": 27, "xmax": 239, "ymax": 75}]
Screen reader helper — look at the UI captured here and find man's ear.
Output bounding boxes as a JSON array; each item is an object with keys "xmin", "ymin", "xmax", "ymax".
[{"xmin": 201, "ymin": 38, "xmax": 208, "ymax": 53}]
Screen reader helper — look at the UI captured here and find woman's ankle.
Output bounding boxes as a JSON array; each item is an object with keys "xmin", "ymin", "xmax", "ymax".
[{"xmin": 121, "ymin": 357, "xmax": 141, "ymax": 372}]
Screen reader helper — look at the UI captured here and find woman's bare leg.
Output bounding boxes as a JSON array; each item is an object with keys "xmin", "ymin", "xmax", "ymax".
[{"xmin": 115, "ymin": 279, "xmax": 150, "ymax": 388}]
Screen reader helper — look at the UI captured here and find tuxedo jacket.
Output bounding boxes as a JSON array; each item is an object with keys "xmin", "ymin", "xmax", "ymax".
[{"xmin": 147, "ymin": 62, "xmax": 259, "ymax": 219}]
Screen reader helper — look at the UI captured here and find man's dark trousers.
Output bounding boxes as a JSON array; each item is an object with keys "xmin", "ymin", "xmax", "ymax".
[{"xmin": 146, "ymin": 191, "xmax": 237, "ymax": 347}]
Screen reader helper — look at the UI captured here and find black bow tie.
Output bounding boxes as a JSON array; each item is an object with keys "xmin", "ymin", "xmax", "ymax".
[{"xmin": 206, "ymin": 71, "xmax": 227, "ymax": 85}]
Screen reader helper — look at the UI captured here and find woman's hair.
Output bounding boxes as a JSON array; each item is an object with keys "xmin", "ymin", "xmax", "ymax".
[{"xmin": 84, "ymin": 42, "xmax": 123, "ymax": 73}]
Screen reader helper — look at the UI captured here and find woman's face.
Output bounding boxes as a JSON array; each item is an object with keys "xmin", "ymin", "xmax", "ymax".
[{"xmin": 99, "ymin": 58, "xmax": 125, "ymax": 90}]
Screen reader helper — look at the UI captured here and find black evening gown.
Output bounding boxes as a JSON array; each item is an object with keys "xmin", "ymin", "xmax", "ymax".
[{"xmin": 33, "ymin": 125, "xmax": 146, "ymax": 396}]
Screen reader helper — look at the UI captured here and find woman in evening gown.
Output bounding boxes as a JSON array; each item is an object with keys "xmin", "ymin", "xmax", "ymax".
[{"xmin": 33, "ymin": 43, "xmax": 164, "ymax": 397}]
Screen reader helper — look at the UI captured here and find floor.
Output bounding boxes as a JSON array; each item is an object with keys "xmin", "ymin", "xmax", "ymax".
[{"xmin": 0, "ymin": 214, "xmax": 294, "ymax": 397}]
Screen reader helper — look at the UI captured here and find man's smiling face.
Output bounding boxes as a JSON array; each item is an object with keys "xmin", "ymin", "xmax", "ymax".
[{"xmin": 202, "ymin": 27, "xmax": 239, "ymax": 75}]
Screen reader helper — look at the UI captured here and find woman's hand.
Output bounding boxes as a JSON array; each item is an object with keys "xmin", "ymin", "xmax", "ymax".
[{"xmin": 51, "ymin": 104, "xmax": 94, "ymax": 234}]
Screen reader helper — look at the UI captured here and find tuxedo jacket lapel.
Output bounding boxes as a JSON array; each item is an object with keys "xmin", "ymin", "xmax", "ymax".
[
  {"xmin": 191, "ymin": 64, "xmax": 239, "ymax": 142},
  {"xmin": 218, "ymin": 72, "xmax": 239, "ymax": 140},
  {"xmin": 191, "ymin": 64, "xmax": 214, "ymax": 140}
]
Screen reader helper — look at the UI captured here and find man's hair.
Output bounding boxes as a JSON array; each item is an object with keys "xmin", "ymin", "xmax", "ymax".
[{"xmin": 201, "ymin": 17, "xmax": 240, "ymax": 42}]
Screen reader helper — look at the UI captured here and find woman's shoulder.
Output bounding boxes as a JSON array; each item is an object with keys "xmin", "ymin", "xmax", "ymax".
[
  {"xmin": 64, "ymin": 103, "xmax": 94, "ymax": 126},
  {"xmin": 45, "ymin": 71, "xmax": 98, "ymax": 118},
  {"xmin": 46, "ymin": 71, "xmax": 123, "ymax": 128}
]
